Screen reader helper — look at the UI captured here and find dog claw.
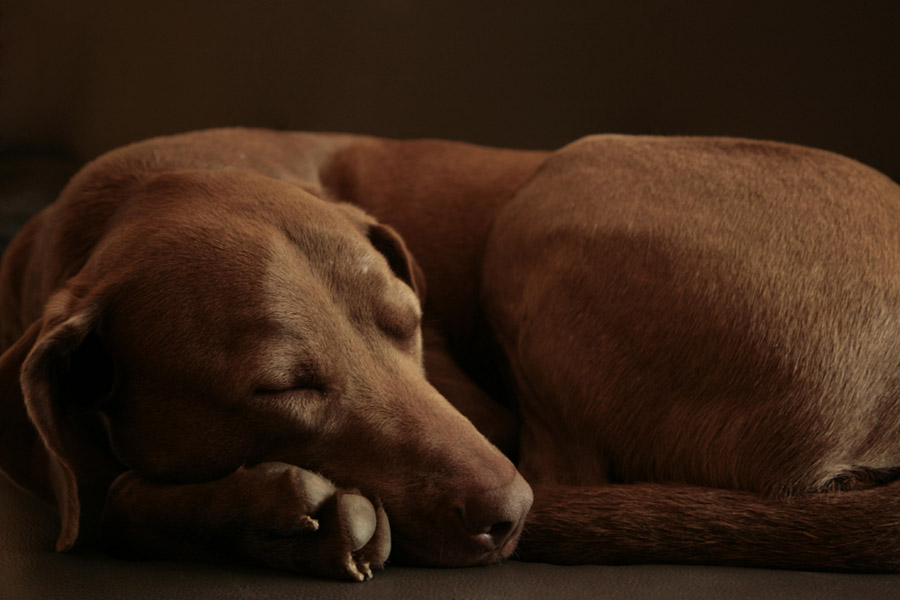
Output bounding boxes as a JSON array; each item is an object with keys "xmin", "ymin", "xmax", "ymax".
[
  {"xmin": 343, "ymin": 555, "xmax": 365, "ymax": 581},
  {"xmin": 341, "ymin": 554, "xmax": 375, "ymax": 581},
  {"xmin": 359, "ymin": 561, "xmax": 373, "ymax": 579},
  {"xmin": 239, "ymin": 462, "xmax": 391, "ymax": 581},
  {"xmin": 346, "ymin": 557, "xmax": 374, "ymax": 581}
]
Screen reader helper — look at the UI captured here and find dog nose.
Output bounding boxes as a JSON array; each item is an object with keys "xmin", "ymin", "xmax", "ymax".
[{"xmin": 456, "ymin": 473, "xmax": 533, "ymax": 551}]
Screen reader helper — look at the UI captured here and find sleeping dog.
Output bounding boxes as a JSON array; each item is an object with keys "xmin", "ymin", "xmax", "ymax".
[{"xmin": 1, "ymin": 129, "xmax": 899, "ymax": 579}]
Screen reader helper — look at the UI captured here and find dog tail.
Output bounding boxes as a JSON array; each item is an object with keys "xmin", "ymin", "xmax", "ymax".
[{"xmin": 516, "ymin": 479, "xmax": 900, "ymax": 571}]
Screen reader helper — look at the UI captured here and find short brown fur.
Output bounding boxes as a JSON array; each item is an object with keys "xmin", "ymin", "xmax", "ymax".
[{"xmin": 2, "ymin": 128, "xmax": 900, "ymax": 579}]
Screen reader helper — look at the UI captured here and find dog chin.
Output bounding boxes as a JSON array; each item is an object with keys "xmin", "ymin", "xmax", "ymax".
[{"xmin": 390, "ymin": 526, "xmax": 523, "ymax": 567}]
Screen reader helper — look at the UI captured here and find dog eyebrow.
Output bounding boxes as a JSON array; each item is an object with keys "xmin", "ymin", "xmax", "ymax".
[
  {"xmin": 366, "ymin": 277, "xmax": 422, "ymax": 340},
  {"xmin": 377, "ymin": 302, "xmax": 422, "ymax": 340}
]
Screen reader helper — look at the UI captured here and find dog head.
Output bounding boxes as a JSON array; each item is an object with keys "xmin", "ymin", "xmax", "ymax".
[{"xmin": 0, "ymin": 167, "xmax": 531, "ymax": 565}]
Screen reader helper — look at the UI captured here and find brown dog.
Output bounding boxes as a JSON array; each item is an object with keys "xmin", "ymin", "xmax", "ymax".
[{"xmin": 1, "ymin": 129, "xmax": 899, "ymax": 580}]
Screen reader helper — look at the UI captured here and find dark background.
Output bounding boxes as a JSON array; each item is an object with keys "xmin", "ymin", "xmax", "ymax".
[
  {"xmin": 2, "ymin": 4, "xmax": 900, "ymax": 597},
  {"xmin": 2, "ymin": 0, "xmax": 899, "ymax": 176}
]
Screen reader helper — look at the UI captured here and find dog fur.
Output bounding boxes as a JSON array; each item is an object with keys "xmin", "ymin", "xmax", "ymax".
[{"xmin": 2, "ymin": 128, "xmax": 900, "ymax": 579}]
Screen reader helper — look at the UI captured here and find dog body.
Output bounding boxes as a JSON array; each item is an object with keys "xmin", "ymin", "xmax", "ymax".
[{"xmin": 2, "ymin": 128, "xmax": 900, "ymax": 578}]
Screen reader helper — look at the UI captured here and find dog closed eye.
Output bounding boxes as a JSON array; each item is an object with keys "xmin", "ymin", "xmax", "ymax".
[
  {"xmin": 253, "ymin": 368, "xmax": 331, "ymax": 399},
  {"xmin": 254, "ymin": 384, "xmax": 326, "ymax": 398}
]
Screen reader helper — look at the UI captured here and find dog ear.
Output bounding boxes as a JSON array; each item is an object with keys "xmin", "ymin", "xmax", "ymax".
[
  {"xmin": 0, "ymin": 288, "xmax": 114, "ymax": 551},
  {"xmin": 368, "ymin": 223, "xmax": 427, "ymax": 302}
]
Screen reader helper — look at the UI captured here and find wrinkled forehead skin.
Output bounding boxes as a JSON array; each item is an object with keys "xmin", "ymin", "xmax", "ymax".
[{"xmin": 90, "ymin": 169, "xmax": 424, "ymax": 480}]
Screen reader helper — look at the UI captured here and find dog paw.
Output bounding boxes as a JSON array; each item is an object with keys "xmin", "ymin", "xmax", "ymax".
[{"xmin": 237, "ymin": 462, "xmax": 391, "ymax": 581}]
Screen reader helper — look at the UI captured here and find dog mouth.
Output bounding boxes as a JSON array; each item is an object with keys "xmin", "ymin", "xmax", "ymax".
[
  {"xmin": 376, "ymin": 469, "xmax": 533, "ymax": 568},
  {"xmin": 389, "ymin": 517, "xmax": 526, "ymax": 567}
]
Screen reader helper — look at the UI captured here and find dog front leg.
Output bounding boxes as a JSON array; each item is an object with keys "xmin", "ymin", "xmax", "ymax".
[{"xmin": 100, "ymin": 462, "xmax": 390, "ymax": 581}]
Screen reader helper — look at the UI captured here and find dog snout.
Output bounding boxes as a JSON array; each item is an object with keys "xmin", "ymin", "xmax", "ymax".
[{"xmin": 454, "ymin": 472, "xmax": 533, "ymax": 556}]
